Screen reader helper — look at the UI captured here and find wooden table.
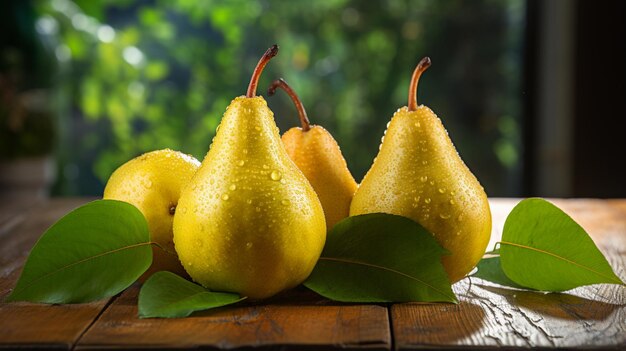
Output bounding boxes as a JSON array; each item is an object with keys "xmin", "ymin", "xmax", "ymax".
[{"xmin": 0, "ymin": 198, "xmax": 624, "ymax": 350}]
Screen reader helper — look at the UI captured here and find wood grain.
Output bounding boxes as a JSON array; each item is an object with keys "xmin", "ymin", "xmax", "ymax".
[
  {"xmin": 1, "ymin": 198, "xmax": 625, "ymax": 349},
  {"xmin": 0, "ymin": 198, "xmax": 109, "ymax": 350},
  {"xmin": 76, "ymin": 285, "xmax": 391, "ymax": 350},
  {"xmin": 392, "ymin": 199, "xmax": 626, "ymax": 350}
]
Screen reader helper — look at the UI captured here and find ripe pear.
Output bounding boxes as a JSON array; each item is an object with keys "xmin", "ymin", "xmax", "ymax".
[
  {"xmin": 268, "ymin": 78, "xmax": 357, "ymax": 231},
  {"xmin": 350, "ymin": 57, "xmax": 491, "ymax": 283},
  {"xmin": 173, "ymin": 45, "xmax": 326, "ymax": 299},
  {"xmin": 103, "ymin": 149, "xmax": 200, "ymax": 277}
]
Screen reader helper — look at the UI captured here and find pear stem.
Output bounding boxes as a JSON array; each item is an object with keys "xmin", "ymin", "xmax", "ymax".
[
  {"xmin": 246, "ymin": 44, "xmax": 279, "ymax": 98},
  {"xmin": 268, "ymin": 78, "xmax": 311, "ymax": 131},
  {"xmin": 408, "ymin": 57, "xmax": 431, "ymax": 111}
]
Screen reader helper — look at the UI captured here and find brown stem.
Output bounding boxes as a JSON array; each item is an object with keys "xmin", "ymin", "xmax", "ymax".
[
  {"xmin": 246, "ymin": 44, "xmax": 279, "ymax": 98},
  {"xmin": 268, "ymin": 78, "xmax": 311, "ymax": 131},
  {"xmin": 408, "ymin": 57, "xmax": 431, "ymax": 111}
]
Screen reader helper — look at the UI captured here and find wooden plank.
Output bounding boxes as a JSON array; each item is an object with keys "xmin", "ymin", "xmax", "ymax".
[
  {"xmin": 0, "ymin": 194, "xmax": 42, "ymax": 236},
  {"xmin": 392, "ymin": 199, "xmax": 626, "ymax": 349},
  {"xmin": 0, "ymin": 198, "xmax": 110, "ymax": 350},
  {"xmin": 76, "ymin": 285, "xmax": 390, "ymax": 350}
]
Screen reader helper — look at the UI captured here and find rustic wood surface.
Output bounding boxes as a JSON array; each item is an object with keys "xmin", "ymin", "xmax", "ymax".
[{"xmin": 0, "ymin": 198, "xmax": 624, "ymax": 350}]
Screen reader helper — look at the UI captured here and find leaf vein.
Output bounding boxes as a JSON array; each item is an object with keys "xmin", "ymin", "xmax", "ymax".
[
  {"xmin": 12, "ymin": 242, "xmax": 151, "ymax": 297},
  {"xmin": 318, "ymin": 256, "xmax": 455, "ymax": 301},
  {"xmin": 499, "ymin": 241, "xmax": 623, "ymax": 285}
]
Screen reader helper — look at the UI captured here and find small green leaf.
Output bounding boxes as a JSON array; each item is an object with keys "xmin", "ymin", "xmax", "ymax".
[
  {"xmin": 500, "ymin": 198, "xmax": 625, "ymax": 291},
  {"xmin": 304, "ymin": 213, "xmax": 456, "ymax": 303},
  {"xmin": 7, "ymin": 200, "xmax": 152, "ymax": 303},
  {"xmin": 473, "ymin": 256, "xmax": 525, "ymax": 289},
  {"xmin": 138, "ymin": 272, "xmax": 243, "ymax": 318}
]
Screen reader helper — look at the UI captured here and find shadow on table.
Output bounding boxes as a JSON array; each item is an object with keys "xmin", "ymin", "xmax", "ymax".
[{"xmin": 478, "ymin": 284, "xmax": 624, "ymax": 321}]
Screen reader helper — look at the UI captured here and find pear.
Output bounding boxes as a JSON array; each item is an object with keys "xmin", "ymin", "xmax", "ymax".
[
  {"xmin": 350, "ymin": 57, "xmax": 491, "ymax": 283},
  {"xmin": 173, "ymin": 45, "xmax": 326, "ymax": 299},
  {"xmin": 269, "ymin": 78, "xmax": 357, "ymax": 230},
  {"xmin": 103, "ymin": 149, "xmax": 200, "ymax": 278}
]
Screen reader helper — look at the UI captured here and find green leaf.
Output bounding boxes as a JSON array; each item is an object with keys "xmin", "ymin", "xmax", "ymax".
[
  {"xmin": 7, "ymin": 200, "xmax": 152, "ymax": 303},
  {"xmin": 138, "ymin": 272, "xmax": 243, "ymax": 318},
  {"xmin": 500, "ymin": 198, "xmax": 625, "ymax": 291},
  {"xmin": 473, "ymin": 256, "xmax": 525, "ymax": 289},
  {"xmin": 304, "ymin": 213, "xmax": 456, "ymax": 303}
]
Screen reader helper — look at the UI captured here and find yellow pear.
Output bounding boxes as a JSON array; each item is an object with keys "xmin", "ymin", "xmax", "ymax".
[
  {"xmin": 268, "ymin": 78, "xmax": 357, "ymax": 231},
  {"xmin": 350, "ymin": 57, "xmax": 491, "ymax": 283},
  {"xmin": 173, "ymin": 45, "xmax": 326, "ymax": 299},
  {"xmin": 103, "ymin": 149, "xmax": 200, "ymax": 277}
]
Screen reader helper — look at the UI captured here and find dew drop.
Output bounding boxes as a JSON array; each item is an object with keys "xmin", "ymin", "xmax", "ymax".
[
  {"xmin": 429, "ymin": 180, "xmax": 435, "ymax": 186},
  {"xmin": 254, "ymin": 126, "xmax": 261, "ymax": 131},
  {"xmin": 237, "ymin": 160, "xmax": 245, "ymax": 166},
  {"xmin": 229, "ymin": 184, "xmax": 237, "ymax": 191},
  {"xmin": 413, "ymin": 196, "xmax": 420, "ymax": 202},
  {"xmin": 246, "ymin": 242, "xmax": 253, "ymax": 249},
  {"xmin": 424, "ymin": 198, "xmax": 431, "ymax": 204},
  {"xmin": 450, "ymin": 191, "xmax": 456, "ymax": 196},
  {"xmin": 414, "ymin": 121, "xmax": 421, "ymax": 128},
  {"xmin": 440, "ymin": 213, "xmax": 451, "ymax": 219},
  {"xmin": 422, "ymin": 160, "xmax": 428, "ymax": 165},
  {"xmin": 420, "ymin": 176, "xmax": 428, "ymax": 182},
  {"xmin": 438, "ymin": 188, "xmax": 446, "ymax": 194},
  {"xmin": 281, "ymin": 199, "xmax": 289, "ymax": 205},
  {"xmin": 246, "ymin": 199, "xmax": 253, "ymax": 205},
  {"xmin": 243, "ymin": 149, "xmax": 248, "ymax": 154},
  {"xmin": 221, "ymin": 194, "xmax": 230, "ymax": 201},
  {"xmin": 449, "ymin": 199, "xmax": 455, "ymax": 205},
  {"xmin": 270, "ymin": 170, "xmax": 282, "ymax": 181},
  {"xmin": 262, "ymin": 164, "xmax": 269, "ymax": 169}
]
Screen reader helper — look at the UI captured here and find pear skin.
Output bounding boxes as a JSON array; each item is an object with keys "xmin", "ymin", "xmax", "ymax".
[
  {"xmin": 269, "ymin": 78, "xmax": 357, "ymax": 230},
  {"xmin": 350, "ymin": 58, "xmax": 491, "ymax": 283},
  {"xmin": 103, "ymin": 149, "xmax": 200, "ymax": 278},
  {"xmin": 173, "ymin": 46, "xmax": 326, "ymax": 299}
]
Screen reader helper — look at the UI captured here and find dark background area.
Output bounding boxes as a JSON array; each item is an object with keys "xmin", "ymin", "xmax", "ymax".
[{"xmin": 1, "ymin": 0, "xmax": 625, "ymax": 199}]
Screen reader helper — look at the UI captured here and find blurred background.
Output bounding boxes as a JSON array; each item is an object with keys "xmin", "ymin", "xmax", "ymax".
[{"xmin": 1, "ymin": 0, "xmax": 624, "ymax": 199}]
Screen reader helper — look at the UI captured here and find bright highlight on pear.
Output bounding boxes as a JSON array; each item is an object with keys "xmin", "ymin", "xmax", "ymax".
[
  {"xmin": 269, "ymin": 78, "xmax": 357, "ymax": 231},
  {"xmin": 350, "ymin": 57, "xmax": 492, "ymax": 283},
  {"xmin": 173, "ymin": 45, "xmax": 326, "ymax": 299}
]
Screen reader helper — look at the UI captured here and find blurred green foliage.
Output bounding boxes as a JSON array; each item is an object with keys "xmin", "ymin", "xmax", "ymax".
[{"xmin": 35, "ymin": 0, "xmax": 524, "ymax": 196}]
